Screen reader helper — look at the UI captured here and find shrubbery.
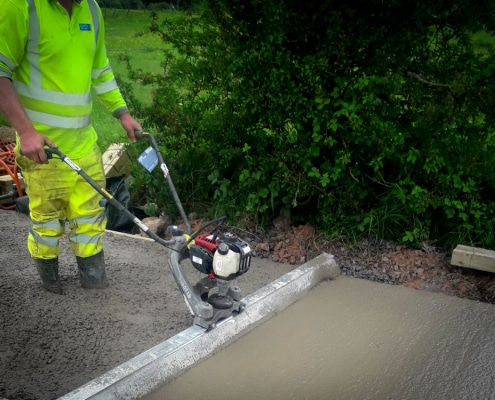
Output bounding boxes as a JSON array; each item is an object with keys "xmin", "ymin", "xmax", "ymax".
[
  {"xmin": 124, "ymin": 1, "xmax": 495, "ymax": 249},
  {"xmin": 98, "ymin": 0, "xmax": 196, "ymax": 11},
  {"xmin": 98, "ymin": 0, "xmax": 144, "ymax": 10}
]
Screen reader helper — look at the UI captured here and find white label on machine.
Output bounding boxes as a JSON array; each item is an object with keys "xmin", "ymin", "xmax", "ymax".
[
  {"xmin": 192, "ymin": 256, "xmax": 203, "ymax": 265},
  {"xmin": 138, "ymin": 146, "xmax": 158, "ymax": 173},
  {"xmin": 135, "ymin": 219, "xmax": 149, "ymax": 232},
  {"xmin": 64, "ymin": 159, "xmax": 81, "ymax": 172},
  {"xmin": 160, "ymin": 163, "xmax": 169, "ymax": 177},
  {"xmin": 215, "ymin": 259, "xmax": 223, "ymax": 273}
]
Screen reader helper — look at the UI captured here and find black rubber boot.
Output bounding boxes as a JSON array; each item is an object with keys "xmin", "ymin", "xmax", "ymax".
[
  {"xmin": 34, "ymin": 258, "xmax": 63, "ymax": 294},
  {"xmin": 76, "ymin": 251, "xmax": 108, "ymax": 289}
]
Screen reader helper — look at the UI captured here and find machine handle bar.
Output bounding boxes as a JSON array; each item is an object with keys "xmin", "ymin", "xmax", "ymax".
[{"xmin": 45, "ymin": 146, "xmax": 177, "ymax": 249}]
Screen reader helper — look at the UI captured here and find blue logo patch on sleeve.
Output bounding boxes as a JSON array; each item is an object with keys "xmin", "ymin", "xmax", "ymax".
[{"xmin": 79, "ymin": 24, "xmax": 92, "ymax": 31}]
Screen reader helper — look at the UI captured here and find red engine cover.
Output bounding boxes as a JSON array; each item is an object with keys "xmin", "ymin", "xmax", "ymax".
[{"xmin": 194, "ymin": 233, "xmax": 220, "ymax": 252}]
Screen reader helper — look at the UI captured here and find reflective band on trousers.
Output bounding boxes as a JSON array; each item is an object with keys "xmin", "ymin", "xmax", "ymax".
[
  {"xmin": 68, "ymin": 214, "xmax": 105, "ymax": 245},
  {"xmin": 31, "ymin": 218, "xmax": 64, "ymax": 230},
  {"xmin": 69, "ymin": 232, "xmax": 103, "ymax": 246},
  {"xmin": 19, "ymin": 0, "xmax": 101, "ymax": 130},
  {"xmin": 29, "ymin": 227, "xmax": 60, "ymax": 247},
  {"xmin": 70, "ymin": 215, "xmax": 103, "ymax": 225}
]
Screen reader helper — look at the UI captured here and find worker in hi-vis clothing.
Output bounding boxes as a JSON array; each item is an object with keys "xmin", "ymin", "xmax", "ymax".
[{"xmin": 0, "ymin": 0, "xmax": 143, "ymax": 294}]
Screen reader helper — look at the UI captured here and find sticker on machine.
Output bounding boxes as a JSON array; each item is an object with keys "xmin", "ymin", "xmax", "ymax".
[{"xmin": 192, "ymin": 256, "xmax": 203, "ymax": 265}]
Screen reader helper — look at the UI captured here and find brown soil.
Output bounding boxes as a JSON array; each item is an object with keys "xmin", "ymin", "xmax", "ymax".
[
  {"xmin": 144, "ymin": 214, "xmax": 495, "ymax": 305},
  {"xmin": 246, "ymin": 221, "xmax": 495, "ymax": 305}
]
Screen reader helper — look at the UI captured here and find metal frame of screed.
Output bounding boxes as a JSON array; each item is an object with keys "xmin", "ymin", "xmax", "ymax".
[{"xmin": 59, "ymin": 253, "xmax": 339, "ymax": 400}]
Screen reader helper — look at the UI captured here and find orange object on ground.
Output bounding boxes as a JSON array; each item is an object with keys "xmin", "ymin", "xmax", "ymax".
[{"xmin": 0, "ymin": 139, "xmax": 23, "ymax": 209}]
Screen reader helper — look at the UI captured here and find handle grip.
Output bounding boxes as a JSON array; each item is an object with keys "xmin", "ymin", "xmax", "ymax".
[
  {"xmin": 134, "ymin": 129, "xmax": 148, "ymax": 141},
  {"xmin": 45, "ymin": 147, "xmax": 64, "ymax": 159}
]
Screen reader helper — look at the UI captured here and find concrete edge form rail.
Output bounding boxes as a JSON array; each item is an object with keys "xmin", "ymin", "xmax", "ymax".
[{"xmin": 59, "ymin": 253, "xmax": 340, "ymax": 399}]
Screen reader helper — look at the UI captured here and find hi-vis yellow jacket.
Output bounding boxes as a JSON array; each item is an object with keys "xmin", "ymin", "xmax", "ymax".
[{"xmin": 0, "ymin": 0, "xmax": 128, "ymax": 158}]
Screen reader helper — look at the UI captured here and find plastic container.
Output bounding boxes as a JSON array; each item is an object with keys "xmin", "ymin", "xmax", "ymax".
[{"xmin": 212, "ymin": 242, "xmax": 240, "ymax": 279}]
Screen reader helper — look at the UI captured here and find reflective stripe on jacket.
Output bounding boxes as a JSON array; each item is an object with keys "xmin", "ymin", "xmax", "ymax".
[{"xmin": 0, "ymin": 0, "xmax": 128, "ymax": 158}]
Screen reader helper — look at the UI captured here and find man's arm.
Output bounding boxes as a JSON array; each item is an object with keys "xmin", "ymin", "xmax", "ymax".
[
  {"xmin": 0, "ymin": 2, "xmax": 54, "ymax": 163},
  {"xmin": 0, "ymin": 77, "xmax": 55, "ymax": 164}
]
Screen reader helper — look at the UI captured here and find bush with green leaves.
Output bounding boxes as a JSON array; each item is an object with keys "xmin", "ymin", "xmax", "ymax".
[
  {"xmin": 125, "ymin": 1, "xmax": 495, "ymax": 248},
  {"xmin": 99, "ymin": 0, "xmax": 145, "ymax": 10}
]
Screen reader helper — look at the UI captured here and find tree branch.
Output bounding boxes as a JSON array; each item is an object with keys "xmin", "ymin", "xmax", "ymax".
[{"xmin": 407, "ymin": 71, "xmax": 451, "ymax": 88}]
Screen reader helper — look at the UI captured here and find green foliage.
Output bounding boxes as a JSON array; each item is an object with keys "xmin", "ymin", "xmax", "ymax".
[
  {"xmin": 93, "ymin": 10, "xmax": 167, "ymax": 152},
  {"xmin": 98, "ymin": 0, "xmax": 202, "ymax": 11},
  {"xmin": 99, "ymin": 0, "xmax": 144, "ymax": 10},
  {"xmin": 122, "ymin": 1, "xmax": 495, "ymax": 248},
  {"xmin": 0, "ymin": 115, "xmax": 9, "ymax": 127}
]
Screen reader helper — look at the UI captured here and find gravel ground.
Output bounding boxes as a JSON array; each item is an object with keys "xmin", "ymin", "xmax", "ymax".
[{"xmin": 0, "ymin": 209, "xmax": 297, "ymax": 400}]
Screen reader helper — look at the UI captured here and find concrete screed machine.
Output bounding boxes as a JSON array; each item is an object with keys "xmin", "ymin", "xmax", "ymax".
[{"xmin": 45, "ymin": 131, "xmax": 252, "ymax": 330}]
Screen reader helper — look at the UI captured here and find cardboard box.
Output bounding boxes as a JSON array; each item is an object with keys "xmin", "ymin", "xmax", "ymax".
[
  {"xmin": 0, "ymin": 126, "xmax": 16, "ymax": 140},
  {"xmin": 102, "ymin": 143, "xmax": 132, "ymax": 178}
]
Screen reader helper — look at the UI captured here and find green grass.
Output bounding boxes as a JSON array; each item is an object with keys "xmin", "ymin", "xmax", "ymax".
[
  {"xmin": 103, "ymin": 9, "xmax": 166, "ymax": 90},
  {"xmin": 93, "ymin": 9, "xmax": 176, "ymax": 150}
]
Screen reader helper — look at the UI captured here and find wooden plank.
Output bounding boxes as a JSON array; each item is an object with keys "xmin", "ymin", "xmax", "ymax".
[
  {"xmin": 102, "ymin": 143, "xmax": 132, "ymax": 178},
  {"xmin": 450, "ymin": 245, "xmax": 495, "ymax": 273}
]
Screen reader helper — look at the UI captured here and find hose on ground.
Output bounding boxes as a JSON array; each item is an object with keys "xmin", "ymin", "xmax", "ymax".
[{"xmin": 0, "ymin": 150, "xmax": 23, "ymax": 210}]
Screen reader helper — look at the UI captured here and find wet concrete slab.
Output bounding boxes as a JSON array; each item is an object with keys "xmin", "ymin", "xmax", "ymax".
[
  {"xmin": 60, "ymin": 253, "xmax": 339, "ymax": 399},
  {"xmin": 145, "ymin": 277, "xmax": 495, "ymax": 400}
]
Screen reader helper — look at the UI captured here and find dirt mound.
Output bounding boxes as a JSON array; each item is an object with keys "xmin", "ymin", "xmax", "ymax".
[{"xmin": 249, "ymin": 222, "xmax": 495, "ymax": 304}]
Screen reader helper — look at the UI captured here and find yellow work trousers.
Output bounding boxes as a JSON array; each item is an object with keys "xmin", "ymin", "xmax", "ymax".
[{"xmin": 16, "ymin": 145, "xmax": 107, "ymax": 259}]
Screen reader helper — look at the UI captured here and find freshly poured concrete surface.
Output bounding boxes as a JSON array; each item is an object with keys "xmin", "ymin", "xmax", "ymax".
[
  {"xmin": 60, "ymin": 254, "xmax": 339, "ymax": 399},
  {"xmin": 145, "ymin": 277, "xmax": 495, "ymax": 400}
]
